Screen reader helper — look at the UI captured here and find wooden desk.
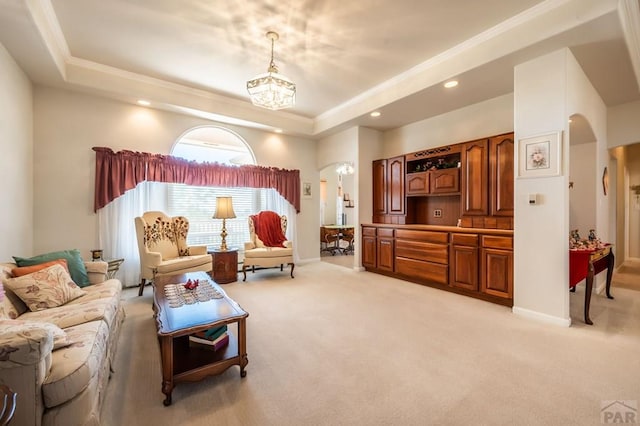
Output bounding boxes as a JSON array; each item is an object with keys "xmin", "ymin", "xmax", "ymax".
[
  {"xmin": 569, "ymin": 246, "xmax": 614, "ymax": 325},
  {"xmin": 153, "ymin": 271, "xmax": 248, "ymax": 406}
]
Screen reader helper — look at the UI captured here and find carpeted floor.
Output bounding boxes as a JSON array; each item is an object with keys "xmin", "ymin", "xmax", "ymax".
[{"xmin": 102, "ymin": 261, "xmax": 640, "ymax": 426}]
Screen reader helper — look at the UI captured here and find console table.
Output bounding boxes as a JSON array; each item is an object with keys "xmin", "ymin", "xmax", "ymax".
[{"xmin": 569, "ymin": 245, "xmax": 614, "ymax": 325}]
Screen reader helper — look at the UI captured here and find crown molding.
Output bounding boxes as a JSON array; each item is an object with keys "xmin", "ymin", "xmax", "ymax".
[
  {"xmin": 25, "ymin": 0, "xmax": 69, "ymax": 78},
  {"xmin": 618, "ymin": 0, "xmax": 640, "ymax": 91}
]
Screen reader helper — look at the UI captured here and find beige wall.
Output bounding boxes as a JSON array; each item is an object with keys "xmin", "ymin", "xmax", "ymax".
[
  {"xmin": 33, "ymin": 86, "xmax": 319, "ymax": 263},
  {"xmin": 513, "ymin": 48, "xmax": 608, "ymax": 326},
  {"xmin": 382, "ymin": 93, "xmax": 514, "ymax": 157},
  {"xmin": 608, "ymin": 100, "xmax": 640, "ymax": 148},
  {"xmin": 628, "ymin": 144, "xmax": 640, "ymax": 259},
  {"xmin": 0, "ymin": 43, "xmax": 33, "ymax": 261}
]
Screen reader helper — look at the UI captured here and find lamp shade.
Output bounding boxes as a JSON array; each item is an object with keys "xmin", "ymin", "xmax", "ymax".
[{"xmin": 213, "ymin": 197, "xmax": 236, "ymax": 219}]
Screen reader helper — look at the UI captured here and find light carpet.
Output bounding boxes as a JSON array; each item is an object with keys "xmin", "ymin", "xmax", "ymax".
[{"xmin": 102, "ymin": 262, "xmax": 640, "ymax": 426}]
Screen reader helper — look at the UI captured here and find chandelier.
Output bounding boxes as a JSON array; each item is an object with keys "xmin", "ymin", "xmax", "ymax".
[
  {"xmin": 246, "ymin": 31, "xmax": 296, "ymax": 110},
  {"xmin": 336, "ymin": 162, "xmax": 354, "ymax": 175}
]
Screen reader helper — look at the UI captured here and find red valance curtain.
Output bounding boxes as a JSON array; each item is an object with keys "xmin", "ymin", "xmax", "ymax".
[{"xmin": 93, "ymin": 147, "xmax": 301, "ymax": 213}]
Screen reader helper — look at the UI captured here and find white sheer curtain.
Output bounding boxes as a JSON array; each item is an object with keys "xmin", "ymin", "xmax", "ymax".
[
  {"xmin": 98, "ymin": 184, "xmax": 298, "ymax": 287},
  {"xmin": 98, "ymin": 181, "xmax": 167, "ymax": 287}
]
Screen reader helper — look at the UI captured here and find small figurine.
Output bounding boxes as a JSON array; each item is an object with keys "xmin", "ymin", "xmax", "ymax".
[
  {"xmin": 588, "ymin": 229, "xmax": 597, "ymax": 241},
  {"xmin": 570, "ymin": 229, "xmax": 580, "ymax": 241},
  {"xmin": 183, "ymin": 278, "xmax": 200, "ymax": 290}
]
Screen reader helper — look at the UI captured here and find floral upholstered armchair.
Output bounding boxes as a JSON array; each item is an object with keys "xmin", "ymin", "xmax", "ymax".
[
  {"xmin": 134, "ymin": 211, "xmax": 212, "ymax": 296},
  {"xmin": 243, "ymin": 211, "xmax": 294, "ymax": 281}
]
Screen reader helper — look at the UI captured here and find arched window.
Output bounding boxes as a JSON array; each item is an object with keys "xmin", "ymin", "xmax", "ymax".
[{"xmin": 167, "ymin": 127, "xmax": 284, "ymax": 254}]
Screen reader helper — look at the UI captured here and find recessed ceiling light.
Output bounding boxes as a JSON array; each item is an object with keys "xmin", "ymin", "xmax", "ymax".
[
  {"xmin": 370, "ymin": 111, "xmax": 381, "ymax": 118},
  {"xmin": 274, "ymin": 128, "xmax": 283, "ymax": 133},
  {"xmin": 444, "ymin": 80, "xmax": 458, "ymax": 88},
  {"xmin": 137, "ymin": 100, "xmax": 151, "ymax": 106}
]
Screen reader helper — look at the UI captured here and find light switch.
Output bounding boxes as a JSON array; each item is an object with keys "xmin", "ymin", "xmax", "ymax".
[{"xmin": 528, "ymin": 193, "xmax": 539, "ymax": 205}]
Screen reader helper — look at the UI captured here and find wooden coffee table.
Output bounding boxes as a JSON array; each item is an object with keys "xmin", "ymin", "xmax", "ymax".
[{"xmin": 153, "ymin": 271, "xmax": 248, "ymax": 406}]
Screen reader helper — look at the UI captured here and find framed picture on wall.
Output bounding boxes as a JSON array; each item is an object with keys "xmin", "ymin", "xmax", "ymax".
[
  {"xmin": 302, "ymin": 181, "xmax": 312, "ymax": 199},
  {"xmin": 517, "ymin": 131, "xmax": 562, "ymax": 178}
]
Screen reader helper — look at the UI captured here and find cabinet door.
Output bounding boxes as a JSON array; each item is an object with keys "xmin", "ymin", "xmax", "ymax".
[
  {"xmin": 490, "ymin": 134, "xmax": 514, "ymax": 216},
  {"xmin": 372, "ymin": 159, "xmax": 387, "ymax": 219},
  {"xmin": 430, "ymin": 168, "xmax": 460, "ymax": 194},
  {"xmin": 461, "ymin": 139, "xmax": 489, "ymax": 216},
  {"xmin": 377, "ymin": 238, "xmax": 394, "ymax": 272},
  {"xmin": 450, "ymin": 245, "xmax": 478, "ymax": 291},
  {"xmin": 406, "ymin": 171, "xmax": 429, "ymax": 196},
  {"xmin": 362, "ymin": 236, "xmax": 377, "ymax": 269},
  {"xmin": 481, "ymin": 248, "xmax": 513, "ymax": 299},
  {"xmin": 387, "ymin": 156, "xmax": 405, "ymax": 216}
]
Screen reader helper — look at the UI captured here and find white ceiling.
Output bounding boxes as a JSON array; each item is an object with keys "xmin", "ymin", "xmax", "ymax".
[{"xmin": 0, "ymin": 0, "xmax": 639, "ymax": 138}]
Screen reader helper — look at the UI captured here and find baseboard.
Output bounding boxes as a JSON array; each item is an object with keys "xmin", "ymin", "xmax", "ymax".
[
  {"xmin": 297, "ymin": 257, "xmax": 320, "ymax": 265},
  {"xmin": 512, "ymin": 306, "xmax": 571, "ymax": 327},
  {"xmin": 354, "ymin": 266, "xmax": 365, "ymax": 272}
]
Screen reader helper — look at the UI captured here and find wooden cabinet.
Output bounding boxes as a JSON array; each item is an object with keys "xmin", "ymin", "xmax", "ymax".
[
  {"xmin": 395, "ymin": 229, "xmax": 448, "ymax": 285},
  {"xmin": 387, "ymin": 156, "xmax": 405, "ymax": 216},
  {"xmin": 372, "ymin": 160, "xmax": 387, "ymax": 221},
  {"xmin": 406, "ymin": 171, "xmax": 429, "ymax": 196},
  {"xmin": 450, "ymin": 233, "xmax": 479, "ymax": 291},
  {"xmin": 362, "ymin": 227, "xmax": 377, "ymax": 269},
  {"xmin": 208, "ymin": 248, "xmax": 238, "ymax": 284},
  {"xmin": 372, "ymin": 156, "xmax": 405, "ymax": 223},
  {"xmin": 459, "ymin": 133, "xmax": 514, "ymax": 228},
  {"xmin": 377, "ymin": 228, "xmax": 395, "ymax": 272},
  {"xmin": 362, "ymin": 224, "xmax": 512, "ymax": 306},
  {"xmin": 461, "ymin": 138, "xmax": 489, "ymax": 216},
  {"xmin": 406, "ymin": 168, "xmax": 459, "ymax": 196},
  {"xmin": 489, "ymin": 134, "xmax": 514, "ymax": 216},
  {"xmin": 430, "ymin": 168, "xmax": 459, "ymax": 194},
  {"xmin": 480, "ymin": 235, "xmax": 513, "ymax": 299}
]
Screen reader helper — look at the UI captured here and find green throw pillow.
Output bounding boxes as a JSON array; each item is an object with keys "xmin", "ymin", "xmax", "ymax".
[{"xmin": 13, "ymin": 249, "xmax": 90, "ymax": 287}]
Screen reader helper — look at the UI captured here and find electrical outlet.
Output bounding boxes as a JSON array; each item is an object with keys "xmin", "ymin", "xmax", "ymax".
[{"xmin": 433, "ymin": 209, "xmax": 442, "ymax": 218}]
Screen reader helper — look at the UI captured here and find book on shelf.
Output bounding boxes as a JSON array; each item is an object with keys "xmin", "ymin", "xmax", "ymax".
[
  {"xmin": 189, "ymin": 332, "xmax": 230, "ymax": 351},
  {"xmin": 202, "ymin": 325, "xmax": 228, "ymax": 340}
]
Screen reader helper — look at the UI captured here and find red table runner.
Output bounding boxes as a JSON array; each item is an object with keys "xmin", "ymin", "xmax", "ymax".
[{"xmin": 569, "ymin": 244, "xmax": 611, "ymax": 287}]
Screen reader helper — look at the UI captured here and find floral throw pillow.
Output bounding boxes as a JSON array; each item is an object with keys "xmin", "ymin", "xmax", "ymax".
[
  {"xmin": 0, "ymin": 319, "xmax": 70, "ymax": 350},
  {"xmin": 3, "ymin": 264, "xmax": 87, "ymax": 312}
]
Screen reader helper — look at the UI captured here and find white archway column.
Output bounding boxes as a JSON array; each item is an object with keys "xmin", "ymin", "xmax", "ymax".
[{"xmin": 513, "ymin": 48, "xmax": 607, "ymax": 326}]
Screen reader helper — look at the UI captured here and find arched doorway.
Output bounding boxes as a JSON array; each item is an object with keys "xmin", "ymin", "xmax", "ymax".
[{"xmin": 319, "ymin": 162, "xmax": 356, "ymax": 269}]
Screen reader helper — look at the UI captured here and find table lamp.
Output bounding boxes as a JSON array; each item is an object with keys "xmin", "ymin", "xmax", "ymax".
[{"xmin": 213, "ymin": 196, "xmax": 236, "ymax": 251}]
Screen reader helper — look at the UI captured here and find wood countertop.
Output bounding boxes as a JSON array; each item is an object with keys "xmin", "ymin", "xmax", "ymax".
[{"xmin": 361, "ymin": 223, "xmax": 513, "ymax": 236}]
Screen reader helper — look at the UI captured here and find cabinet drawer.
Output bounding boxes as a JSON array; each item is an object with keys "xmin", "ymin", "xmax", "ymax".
[
  {"xmin": 362, "ymin": 227, "xmax": 377, "ymax": 237},
  {"xmin": 378, "ymin": 228, "xmax": 394, "ymax": 238},
  {"xmin": 451, "ymin": 233, "xmax": 478, "ymax": 246},
  {"xmin": 396, "ymin": 239, "xmax": 448, "ymax": 264},
  {"xmin": 396, "ymin": 257, "xmax": 448, "ymax": 284},
  {"xmin": 481, "ymin": 235, "xmax": 513, "ymax": 249},
  {"xmin": 395, "ymin": 229, "xmax": 448, "ymax": 244}
]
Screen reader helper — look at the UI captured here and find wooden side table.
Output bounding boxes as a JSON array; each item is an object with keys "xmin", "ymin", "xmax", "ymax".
[
  {"xmin": 105, "ymin": 258, "xmax": 125, "ymax": 280},
  {"xmin": 208, "ymin": 248, "xmax": 238, "ymax": 284}
]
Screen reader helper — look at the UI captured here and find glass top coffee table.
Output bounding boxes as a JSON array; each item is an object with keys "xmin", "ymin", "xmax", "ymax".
[{"xmin": 153, "ymin": 271, "xmax": 249, "ymax": 406}]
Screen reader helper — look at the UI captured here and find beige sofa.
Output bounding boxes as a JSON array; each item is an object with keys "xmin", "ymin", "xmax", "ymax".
[{"xmin": 0, "ymin": 261, "xmax": 125, "ymax": 426}]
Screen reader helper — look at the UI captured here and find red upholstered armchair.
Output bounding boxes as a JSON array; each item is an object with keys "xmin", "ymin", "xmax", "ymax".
[{"xmin": 242, "ymin": 211, "xmax": 294, "ymax": 281}]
